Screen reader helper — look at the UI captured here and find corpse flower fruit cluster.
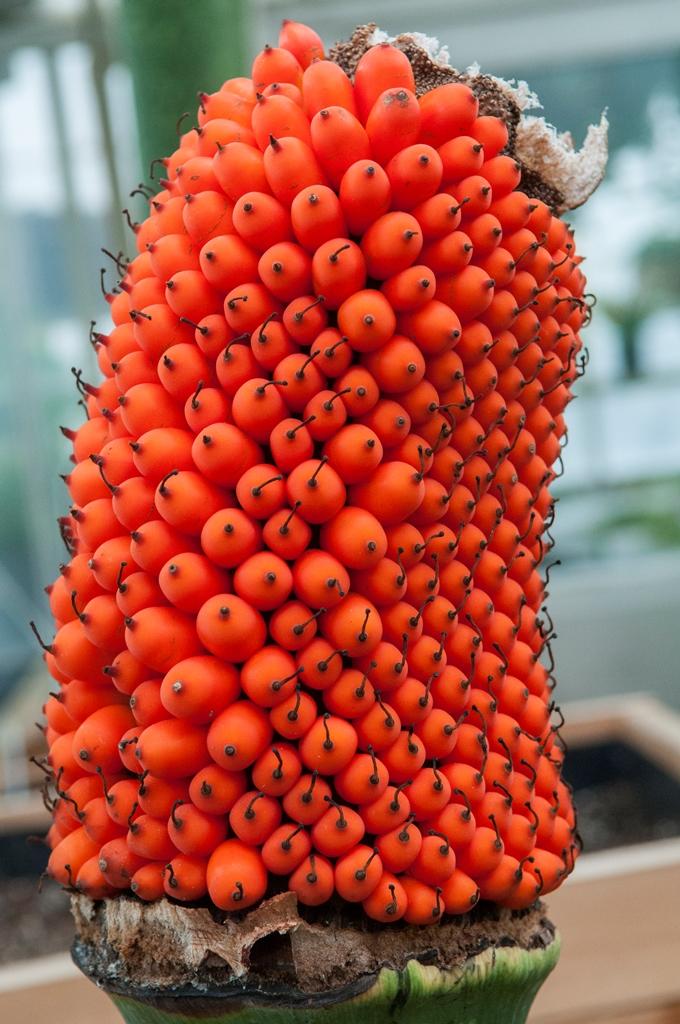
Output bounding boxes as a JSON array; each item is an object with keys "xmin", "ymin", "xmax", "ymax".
[{"xmin": 40, "ymin": 19, "xmax": 585, "ymax": 926}]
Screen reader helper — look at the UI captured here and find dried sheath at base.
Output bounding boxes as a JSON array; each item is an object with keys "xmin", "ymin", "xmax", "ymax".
[{"xmin": 72, "ymin": 892, "xmax": 559, "ymax": 1023}]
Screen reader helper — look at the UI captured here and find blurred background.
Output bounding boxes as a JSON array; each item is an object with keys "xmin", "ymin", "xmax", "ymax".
[{"xmin": 0, "ymin": 1, "xmax": 679, "ymax": 1022}]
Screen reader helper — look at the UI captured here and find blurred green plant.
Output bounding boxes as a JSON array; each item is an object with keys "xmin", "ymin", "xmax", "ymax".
[
  {"xmin": 594, "ymin": 506, "xmax": 680, "ymax": 549},
  {"xmin": 638, "ymin": 237, "xmax": 680, "ymax": 303},
  {"xmin": 120, "ymin": 0, "xmax": 247, "ymax": 175},
  {"xmin": 602, "ymin": 235, "xmax": 680, "ymax": 378}
]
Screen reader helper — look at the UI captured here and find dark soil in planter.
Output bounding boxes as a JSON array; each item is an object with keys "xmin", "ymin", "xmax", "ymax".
[
  {"xmin": 567, "ymin": 739, "xmax": 680, "ymax": 852},
  {"xmin": 3, "ymin": 737, "xmax": 680, "ymax": 965},
  {"xmin": 0, "ymin": 831, "xmax": 72, "ymax": 964},
  {"xmin": 0, "ymin": 874, "xmax": 72, "ymax": 965}
]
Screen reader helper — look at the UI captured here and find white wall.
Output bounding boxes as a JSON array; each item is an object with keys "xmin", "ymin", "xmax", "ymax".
[
  {"xmin": 549, "ymin": 551, "xmax": 680, "ymax": 710},
  {"xmin": 253, "ymin": 0, "xmax": 680, "ymax": 71}
]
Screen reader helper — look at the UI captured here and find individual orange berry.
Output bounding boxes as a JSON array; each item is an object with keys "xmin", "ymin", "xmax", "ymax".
[
  {"xmin": 207, "ymin": 839, "xmax": 268, "ymax": 910},
  {"xmin": 482, "ymin": 155, "xmax": 522, "ymax": 197},
  {"xmin": 354, "ymin": 700, "xmax": 402, "ymax": 755},
  {"xmin": 251, "ymin": 92, "xmax": 312, "ymax": 149},
  {"xmin": 299, "ymin": 714, "xmax": 358, "ymax": 776},
  {"xmin": 439, "ymin": 135, "xmax": 484, "ymax": 183},
  {"xmin": 189, "ymin": 765, "xmax": 248, "ymax": 816},
  {"xmin": 129, "ymin": 679, "xmax": 165, "ymax": 727},
  {"xmin": 362, "ymin": 871, "xmax": 407, "ymax": 923},
  {"xmin": 323, "ymin": 423, "xmax": 383, "ymax": 484},
  {"xmin": 292, "ymin": 548, "xmax": 349, "ymax": 609},
  {"xmin": 207, "ymin": 701, "xmax": 273, "ymax": 771},
  {"xmin": 252, "ymin": 44, "xmax": 303, "ymax": 89},
  {"xmin": 224, "ymin": 282, "xmax": 281, "ymax": 335},
  {"xmin": 381, "ymin": 266, "xmax": 435, "ymax": 312},
  {"xmin": 137, "ymin": 775, "xmax": 189, "ymax": 820},
  {"xmin": 252, "ymin": 742, "xmax": 303, "ymax": 797},
  {"xmin": 168, "ymin": 800, "xmax": 226, "ymax": 856},
  {"xmin": 235, "ymin": 463, "xmax": 286, "ymax": 520},
  {"xmin": 457, "ymin": 819, "xmax": 505, "ymax": 877},
  {"xmin": 240, "ymin": 645, "xmax": 299, "ymax": 708},
  {"xmin": 401, "ymin": 877, "xmax": 444, "ymax": 925},
  {"xmin": 127, "ymin": 813, "xmax": 177, "ymax": 862},
  {"xmin": 200, "ymin": 587, "xmax": 271, "ymax": 663},
  {"xmin": 250, "ymin": 314, "xmax": 298, "ymax": 371},
  {"xmin": 339, "ymin": 160, "xmax": 391, "ymax": 235},
  {"xmin": 279, "ymin": 20, "xmax": 325, "ymax": 69},
  {"xmin": 81, "ymin": 796, "xmax": 125, "ymax": 846},
  {"xmin": 363, "ymin": 335, "xmax": 426, "ymax": 393},
  {"xmin": 320, "ymin": 594, "xmax": 383, "ymax": 658},
  {"xmin": 440, "ymin": 867, "xmax": 481, "ymax": 914},
  {"xmin": 334, "ymin": 845, "xmax": 383, "ymax": 902},
  {"xmin": 288, "ymin": 851, "xmax": 335, "ymax": 905},
  {"xmin": 354, "ymin": 44, "xmax": 416, "ymax": 122},
  {"xmin": 282, "ymin": 771, "xmax": 332, "ymax": 825},
  {"xmin": 410, "ymin": 831, "xmax": 456, "ymax": 885},
  {"xmin": 262, "ymin": 823, "xmax": 311, "ymax": 874},
  {"xmin": 229, "ymin": 790, "xmax": 282, "ymax": 846},
  {"xmin": 323, "ymin": 667, "xmax": 376, "ymax": 720},
  {"xmin": 290, "ymin": 185, "xmax": 347, "ymax": 251},
  {"xmin": 164, "ymin": 855, "xmax": 208, "ymax": 902},
  {"xmin": 258, "ymin": 241, "xmax": 313, "ymax": 302},
  {"xmin": 160, "ymin": 655, "xmax": 239, "ymax": 723},
  {"xmin": 320, "ymin": 507, "xmax": 387, "ymax": 570},
  {"xmin": 471, "ymin": 115, "xmax": 509, "ymax": 157},
  {"xmin": 311, "ymin": 238, "xmax": 366, "ymax": 309},
  {"xmin": 200, "ymin": 507, "xmax": 262, "ymax": 569},
  {"xmin": 362, "ymin": 211, "xmax": 422, "ymax": 280},
  {"xmin": 436, "ymin": 264, "xmax": 495, "ymax": 322},
  {"xmin": 124, "ymin": 605, "xmax": 201, "ymax": 674},
  {"xmin": 98, "ymin": 836, "xmax": 146, "ymax": 890},
  {"xmin": 302, "ymin": 59, "xmax": 355, "ymax": 118},
  {"xmin": 72, "ymin": 704, "xmax": 134, "ymax": 775},
  {"xmin": 232, "ymin": 191, "xmax": 292, "ymax": 252},
  {"xmin": 335, "ymin": 288, "xmax": 399, "ymax": 352},
  {"xmin": 135, "ymin": 719, "xmax": 209, "ymax": 779},
  {"xmin": 233, "ymin": 551, "xmax": 293, "ymax": 611},
  {"xmin": 310, "ymin": 106, "xmax": 371, "ymax": 188},
  {"xmin": 311, "ymin": 798, "xmax": 365, "ymax": 857},
  {"xmin": 286, "ymin": 457, "xmax": 346, "ymax": 524},
  {"xmin": 400, "ymin": 299, "xmax": 461, "ymax": 355},
  {"xmin": 76, "ymin": 856, "xmax": 117, "ymax": 899},
  {"xmin": 409, "ymin": 764, "xmax": 452, "ymax": 819},
  {"xmin": 154, "ymin": 470, "xmax": 225, "ymax": 536},
  {"xmin": 351, "ymin": 558, "xmax": 407, "ymax": 608},
  {"xmin": 419, "ymin": 82, "xmax": 478, "ymax": 147},
  {"xmin": 184, "ymin": 384, "xmax": 231, "ymax": 434},
  {"xmin": 263, "ymin": 135, "xmax": 327, "ymax": 205},
  {"xmin": 303, "ymin": 389, "xmax": 348, "ymax": 442},
  {"xmin": 193, "ymin": 421, "xmax": 262, "ymax": 487},
  {"xmin": 351, "ymin": 461, "xmax": 425, "ymax": 526},
  {"xmin": 165, "ymin": 271, "xmax": 220, "ymax": 324},
  {"xmin": 386, "ymin": 144, "xmax": 443, "ymax": 208},
  {"xmin": 282, "ymin": 295, "xmax": 328, "ymax": 344},
  {"xmin": 262, "ymin": 506, "xmax": 313, "ymax": 561},
  {"xmin": 374, "ymin": 815, "xmax": 421, "ymax": 872}
]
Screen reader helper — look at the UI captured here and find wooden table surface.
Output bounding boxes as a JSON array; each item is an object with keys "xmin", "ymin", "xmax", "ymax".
[{"xmin": 2, "ymin": 966, "xmax": 679, "ymax": 1024}]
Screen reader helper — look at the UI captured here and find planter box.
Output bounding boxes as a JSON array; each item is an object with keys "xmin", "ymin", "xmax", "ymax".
[
  {"xmin": 532, "ymin": 694, "xmax": 680, "ymax": 1023},
  {"xmin": 1, "ymin": 695, "xmax": 678, "ymax": 1024},
  {"xmin": 0, "ymin": 953, "xmax": 119, "ymax": 1024}
]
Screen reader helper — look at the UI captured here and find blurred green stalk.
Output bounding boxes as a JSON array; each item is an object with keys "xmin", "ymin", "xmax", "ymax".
[{"xmin": 119, "ymin": 0, "xmax": 248, "ymax": 177}]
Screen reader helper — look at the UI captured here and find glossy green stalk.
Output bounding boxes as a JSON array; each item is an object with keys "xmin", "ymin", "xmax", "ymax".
[{"xmin": 104, "ymin": 940, "xmax": 559, "ymax": 1024}]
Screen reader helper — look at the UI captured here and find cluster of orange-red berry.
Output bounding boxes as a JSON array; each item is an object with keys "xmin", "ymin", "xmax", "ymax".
[{"xmin": 40, "ymin": 19, "xmax": 584, "ymax": 925}]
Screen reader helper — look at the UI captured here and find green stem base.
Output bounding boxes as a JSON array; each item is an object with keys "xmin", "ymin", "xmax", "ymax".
[{"xmin": 93, "ymin": 934, "xmax": 559, "ymax": 1024}]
